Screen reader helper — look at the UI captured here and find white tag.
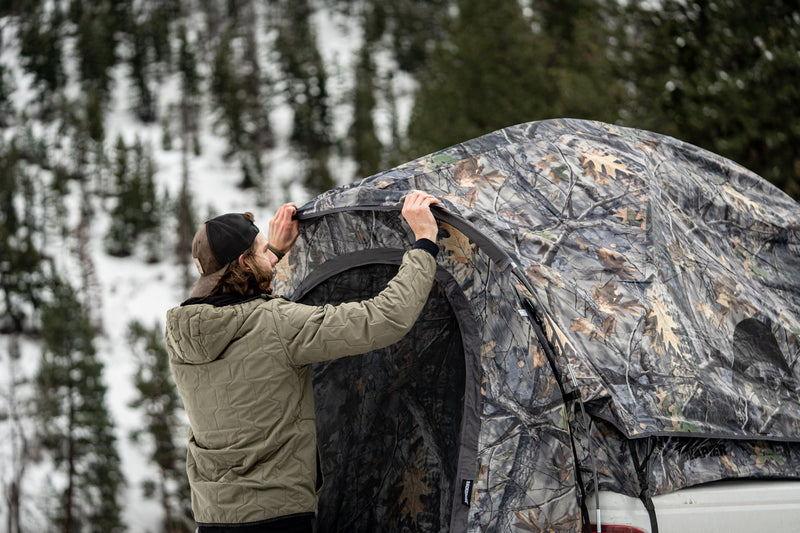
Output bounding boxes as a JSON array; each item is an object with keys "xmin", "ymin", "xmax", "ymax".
[{"xmin": 462, "ymin": 479, "xmax": 473, "ymax": 506}]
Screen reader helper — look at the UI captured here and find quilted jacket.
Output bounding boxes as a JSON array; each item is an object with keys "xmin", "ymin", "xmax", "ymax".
[{"xmin": 164, "ymin": 248, "xmax": 436, "ymax": 526}]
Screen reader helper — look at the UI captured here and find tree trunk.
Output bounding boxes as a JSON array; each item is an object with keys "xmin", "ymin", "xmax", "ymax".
[
  {"xmin": 64, "ymin": 395, "xmax": 75, "ymax": 533},
  {"xmin": 177, "ymin": 94, "xmax": 195, "ymax": 295},
  {"xmin": 5, "ymin": 335, "xmax": 26, "ymax": 533}
]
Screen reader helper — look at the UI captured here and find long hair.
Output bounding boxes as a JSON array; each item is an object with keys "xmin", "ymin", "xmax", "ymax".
[{"xmin": 209, "ymin": 214, "xmax": 273, "ymax": 296}]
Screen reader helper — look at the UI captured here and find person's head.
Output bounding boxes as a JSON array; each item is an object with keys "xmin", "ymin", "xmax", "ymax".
[{"xmin": 190, "ymin": 212, "xmax": 274, "ymax": 298}]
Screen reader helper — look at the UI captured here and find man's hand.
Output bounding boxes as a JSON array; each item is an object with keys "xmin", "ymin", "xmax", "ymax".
[
  {"xmin": 267, "ymin": 203, "xmax": 299, "ymax": 258},
  {"xmin": 402, "ymin": 191, "xmax": 439, "ymax": 242}
]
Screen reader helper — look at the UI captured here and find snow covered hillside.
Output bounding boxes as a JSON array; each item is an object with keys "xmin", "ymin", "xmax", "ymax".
[{"xmin": 0, "ymin": 2, "xmax": 417, "ymax": 530}]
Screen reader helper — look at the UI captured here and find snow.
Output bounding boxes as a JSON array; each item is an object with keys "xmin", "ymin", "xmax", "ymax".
[
  {"xmin": 95, "ymin": 259, "xmax": 179, "ymax": 532},
  {"xmin": 0, "ymin": 5, "xmax": 386, "ymax": 531}
]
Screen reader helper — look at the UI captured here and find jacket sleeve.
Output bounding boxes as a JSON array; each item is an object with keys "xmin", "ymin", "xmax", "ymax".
[{"xmin": 273, "ymin": 248, "xmax": 436, "ymax": 366}]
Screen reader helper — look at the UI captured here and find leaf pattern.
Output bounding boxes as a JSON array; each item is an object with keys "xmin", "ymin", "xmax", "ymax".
[
  {"xmin": 570, "ymin": 316, "xmax": 608, "ymax": 342},
  {"xmin": 594, "ymin": 280, "xmax": 643, "ymax": 316},
  {"xmin": 644, "ymin": 296, "xmax": 682, "ymax": 355},
  {"xmin": 455, "ymin": 157, "xmax": 506, "ymax": 190},
  {"xmin": 598, "ymin": 247, "xmax": 636, "ymax": 280},
  {"xmin": 399, "ymin": 467, "xmax": 433, "ymax": 525},
  {"xmin": 580, "ymin": 151, "xmax": 631, "ymax": 184},
  {"xmin": 440, "ymin": 221, "xmax": 476, "ymax": 265},
  {"xmin": 514, "ymin": 510, "xmax": 540, "ymax": 532},
  {"xmin": 715, "ymin": 277, "xmax": 756, "ymax": 320}
]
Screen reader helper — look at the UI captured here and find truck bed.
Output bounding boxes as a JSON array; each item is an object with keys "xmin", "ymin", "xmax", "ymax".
[{"xmin": 586, "ymin": 479, "xmax": 800, "ymax": 532}]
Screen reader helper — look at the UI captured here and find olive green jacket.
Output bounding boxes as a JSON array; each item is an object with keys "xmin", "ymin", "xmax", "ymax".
[{"xmin": 164, "ymin": 249, "xmax": 436, "ymax": 525}]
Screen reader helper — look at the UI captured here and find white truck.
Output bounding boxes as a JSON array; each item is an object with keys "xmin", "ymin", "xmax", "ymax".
[{"xmin": 586, "ymin": 480, "xmax": 800, "ymax": 532}]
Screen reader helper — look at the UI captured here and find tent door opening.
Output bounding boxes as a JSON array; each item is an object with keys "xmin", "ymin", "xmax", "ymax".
[{"xmin": 295, "ymin": 257, "xmax": 480, "ymax": 532}]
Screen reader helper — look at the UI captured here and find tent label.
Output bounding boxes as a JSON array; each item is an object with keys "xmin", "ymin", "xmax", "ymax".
[{"xmin": 462, "ymin": 479, "xmax": 473, "ymax": 506}]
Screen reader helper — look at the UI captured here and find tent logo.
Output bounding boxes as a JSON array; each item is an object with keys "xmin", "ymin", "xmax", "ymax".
[{"xmin": 462, "ymin": 479, "xmax": 473, "ymax": 506}]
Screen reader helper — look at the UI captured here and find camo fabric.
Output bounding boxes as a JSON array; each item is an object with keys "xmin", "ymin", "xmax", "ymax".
[{"xmin": 272, "ymin": 119, "xmax": 800, "ymax": 532}]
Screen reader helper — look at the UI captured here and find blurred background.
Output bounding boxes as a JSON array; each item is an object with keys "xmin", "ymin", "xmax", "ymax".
[{"xmin": 1, "ymin": 1, "xmax": 798, "ymax": 531}]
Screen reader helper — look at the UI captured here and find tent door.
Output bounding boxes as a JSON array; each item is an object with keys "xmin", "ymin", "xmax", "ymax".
[{"xmin": 294, "ymin": 252, "xmax": 481, "ymax": 532}]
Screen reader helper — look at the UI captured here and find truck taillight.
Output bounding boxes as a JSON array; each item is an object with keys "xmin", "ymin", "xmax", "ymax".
[{"xmin": 588, "ymin": 526, "xmax": 647, "ymax": 533}]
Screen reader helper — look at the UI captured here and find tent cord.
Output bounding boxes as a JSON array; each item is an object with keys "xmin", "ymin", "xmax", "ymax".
[
  {"xmin": 516, "ymin": 279, "xmax": 601, "ymax": 533},
  {"xmin": 628, "ymin": 439, "xmax": 660, "ymax": 533},
  {"xmin": 568, "ymin": 363, "xmax": 602, "ymax": 533}
]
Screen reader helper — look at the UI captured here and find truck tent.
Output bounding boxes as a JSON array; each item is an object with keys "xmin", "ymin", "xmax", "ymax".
[{"xmin": 271, "ymin": 118, "xmax": 800, "ymax": 532}]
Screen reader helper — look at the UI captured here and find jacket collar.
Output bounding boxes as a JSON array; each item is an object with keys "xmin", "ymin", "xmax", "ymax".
[{"xmin": 181, "ymin": 292, "xmax": 268, "ymax": 307}]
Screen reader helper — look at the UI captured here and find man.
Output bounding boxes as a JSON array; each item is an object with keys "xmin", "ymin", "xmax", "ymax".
[{"xmin": 165, "ymin": 192, "xmax": 440, "ymax": 532}]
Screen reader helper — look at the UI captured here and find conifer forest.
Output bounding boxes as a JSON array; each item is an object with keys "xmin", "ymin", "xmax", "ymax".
[{"xmin": 1, "ymin": 0, "xmax": 798, "ymax": 531}]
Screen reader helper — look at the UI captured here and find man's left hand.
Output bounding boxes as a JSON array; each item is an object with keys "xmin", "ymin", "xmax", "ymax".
[{"xmin": 268, "ymin": 203, "xmax": 299, "ymax": 258}]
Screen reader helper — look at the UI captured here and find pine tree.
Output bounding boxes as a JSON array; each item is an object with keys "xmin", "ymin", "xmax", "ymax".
[
  {"xmin": 129, "ymin": 19, "xmax": 157, "ymax": 122},
  {"xmin": 84, "ymin": 88, "xmax": 105, "ymax": 142},
  {"xmin": 367, "ymin": 0, "xmax": 452, "ymax": 74},
  {"xmin": 77, "ymin": 176, "xmax": 104, "ymax": 332},
  {"xmin": 127, "ymin": 320, "xmax": 193, "ymax": 533},
  {"xmin": 532, "ymin": 0, "xmax": 626, "ymax": 122},
  {"xmin": 176, "ymin": 118, "xmax": 197, "ymax": 295},
  {"xmin": 35, "ymin": 279, "xmax": 125, "ymax": 533},
  {"xmin": 147, "ymin": 0, "xmax": 178, "ymax": 66},
  {"xmin": 381, "ymin": 71, "xmax": 405, "ymax": 169},
  {"xmin": 0, "ymin": 0, "xmax": 26, "ymax": 16},
  {"xmin": 131, "ymin": 138, "xmax": 160, "ymax": 236},
  {"xmin": 239, "ymin": 15, "xmax": 273, "ymax": 191},
  {"xmin": 176, "ymin": 24, "xmax": 201, "ymax": 156},
  {"xmin": 176, "ymin": 20, "xmax": 199, "ymax": 293},
  {"xmin": 105, "ymin": 136, "xmax": 162, "ymax": 258},
  {"xmin": 350, "ymin": 44, "xmax": 382, "ymax": 179},
  {"xmin": 0, "ymin": 63, "xmax": 14, "ymax": 127},
  {"xmin": 175, "ymin": 165, "xmax": 196, "ymax": 295},
  {"xmin": 209, "ymin": 14, "xmax": 272, "ymax": 191},
  {"xmin": 272, "ymin": 0, "xmax": 334, "ymax": 193},
  {"xmin": 0, "ymin": 140, "xmax": 46, "ymax": 333},
  {"xmin": 17, "ymin": 1, "xmax": 66, "ymax": 115},
  {"xmin": 211, "ymin": 26, "xmax": 247, "ymax": 157},
  {"xmin": 406, "ymin": 0, "xmax": 544, "ymax": 157},
  {"xmin": 105, "ymin": 136, "xmax": 134, "ymax": 257},
  {"xmin": 72, "ymin": 0, "xmax": 119, "ymax": 101},
  {"xmin": 112, "ymin": 135, "xmax": 129, "ymax": 193},
  {"xmin": 620, "ymin": 0, "xmax": 800, "ymax": 199},
  {"xmin": 406, "ymin": 0, "xmax": 625, "ymax": 159},
  {"xmin": 141, "ymin": 151, "xmax": 165, "ymax": 264},
  {"xmin": 160, "ymin": 112, "xmax": 174, "ymax": 151}
]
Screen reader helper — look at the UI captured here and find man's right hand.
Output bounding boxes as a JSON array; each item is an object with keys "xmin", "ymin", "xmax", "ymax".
[{"xmin": 402, "ymin": 191, "xmax": 440, "ymax": 242}]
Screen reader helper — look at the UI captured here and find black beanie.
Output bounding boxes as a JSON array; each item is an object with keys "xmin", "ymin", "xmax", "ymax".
[{"xmin": 205, "ymin": 213, "xmax": 260, "ymax": 267}]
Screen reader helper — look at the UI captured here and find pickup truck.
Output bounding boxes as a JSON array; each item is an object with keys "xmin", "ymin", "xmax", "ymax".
[{"xmin": 586, "ymin": 480, "xmax": 800, "ymax": 532}]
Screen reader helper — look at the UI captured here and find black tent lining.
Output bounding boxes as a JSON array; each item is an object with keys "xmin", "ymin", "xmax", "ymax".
[{"xmin": 289, "ymin": 248, "xmax": 483, "ymax": 532}]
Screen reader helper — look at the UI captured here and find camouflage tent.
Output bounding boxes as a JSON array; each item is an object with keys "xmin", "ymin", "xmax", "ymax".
[{"xmin": 271, "ymin": 119, "xmax": 800, "ymax": 532}]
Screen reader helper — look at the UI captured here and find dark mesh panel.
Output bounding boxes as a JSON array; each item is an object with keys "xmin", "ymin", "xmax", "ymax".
[{"xmin": 300, "ymin": 264, "xmax": 465, "ymax": 532}]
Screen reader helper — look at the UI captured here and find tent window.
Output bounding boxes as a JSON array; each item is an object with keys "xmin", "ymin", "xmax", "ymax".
[
  {"xmin": 300, "ymin": 263, "xmax": 467, "ymax": 532},
  {"xmin": 733, "ymin": 318, "xmax": 791, "ymax": 392}
]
